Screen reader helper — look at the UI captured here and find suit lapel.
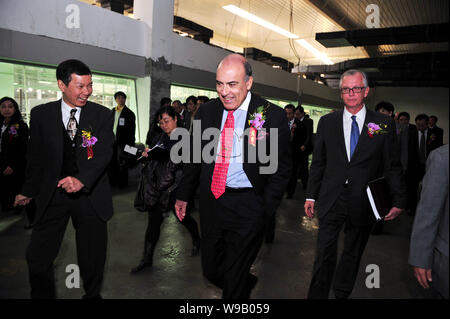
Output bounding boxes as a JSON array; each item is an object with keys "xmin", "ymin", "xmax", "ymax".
[
  {"xmin": 336, "ymin": 110, "xmax": 348, "ymax": 162},
  {"xmin": 52, "ymin": 100, "xmax": 64, "ymax": 168}
]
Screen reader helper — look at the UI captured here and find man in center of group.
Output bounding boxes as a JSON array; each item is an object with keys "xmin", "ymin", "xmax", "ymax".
[{"xmin": 175, "ymin": 53, "xmax": 291, "ymax": 299}]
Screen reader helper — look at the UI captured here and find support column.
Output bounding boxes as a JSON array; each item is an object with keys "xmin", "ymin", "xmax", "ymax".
[{"xmin": 134, "ymin": 0, "xmax": 174, "ymax": 137}]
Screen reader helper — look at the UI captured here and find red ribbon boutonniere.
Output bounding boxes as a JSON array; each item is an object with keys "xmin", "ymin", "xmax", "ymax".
[
  {"xmin": 81, "ymin": 130, "xmax": 98, "ymax": 160},
  {"xmin": 366, "ymin": 122, "xmax": 388, "ymax": 138}
]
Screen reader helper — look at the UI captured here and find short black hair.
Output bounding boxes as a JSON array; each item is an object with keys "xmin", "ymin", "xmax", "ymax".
[
  {"xmin": 429, "ymin": 115, "xmax": 438, "ymax": 122},
  {"xmin": 197, "ymin": 96, "xmax": 209, "ymax": 103},
  {"xmin": 160, "ymin": 97, "xmax": 172, "ymax": 107},
  {"xmin": 415, "ymin": 113, "xmax": 429, "ymax": 122},
  {"xmin": 284, "ymin": 104, "xmax": 295, "ymax": 111},
  {"xmin": 114, "ymin": 91, "xmax": 127, "ymax": 100},
  {"xmin": 296, "ymin": 105, "xmax": 305, "ymax": 113},
  {"xmin": 186, "ymin": 95, "xmax": 197, "ymax": 105},
  {"xmin": 56, "ymin": 59, "xmax": 91, "ymax": 86},
  {"xmin": 375, "ymin": 101, "xmax": 395, "ymax": 115},
  {"xmin": 398, "ymin": 112, "xmax": 410, "ymax": 120},
  {"xmin": 0, "ymin": 96, "xmax": 23, "ymax": 123}
]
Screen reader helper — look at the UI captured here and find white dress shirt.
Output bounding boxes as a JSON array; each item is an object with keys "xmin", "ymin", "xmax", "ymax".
[{"xmin": 61, "ymin": 99, "xmax": 81, "ymax": 128}]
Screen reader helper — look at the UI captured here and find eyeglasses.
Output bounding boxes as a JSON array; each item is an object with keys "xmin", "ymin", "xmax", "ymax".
[
  {"xmin": 341, "ymin": 87, "xmax": 366, "ymax": 94},
  {"xmin": 157, "ymin": 118, "xmax": 174, "ymax": 127}
]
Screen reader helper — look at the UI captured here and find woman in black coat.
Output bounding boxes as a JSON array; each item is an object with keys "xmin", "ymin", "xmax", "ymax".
[
  {"xmin": 131, "ymin": 106, "xmax": 200, "ymax": 274},
  {"xmin": 0, "ymin": 97, "xmax": 29, "ymax": 216}
]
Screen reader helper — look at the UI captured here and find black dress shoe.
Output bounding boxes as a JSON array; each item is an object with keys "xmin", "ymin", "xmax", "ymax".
[{"xmin": 130, "ymin": 260, "xmax": 152, "ymax": 274}]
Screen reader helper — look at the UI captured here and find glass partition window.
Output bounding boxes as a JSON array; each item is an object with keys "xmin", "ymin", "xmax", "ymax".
[
  {"xmin": 171, "ymin": 84, "xmax": 217, "ymax": 103},
  {"xmin": 0, "ymin": 61, "xmax": 139, "ymax": 141}
]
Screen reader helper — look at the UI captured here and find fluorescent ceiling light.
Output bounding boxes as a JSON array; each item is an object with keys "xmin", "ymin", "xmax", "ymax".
[
  {"xmin": 296, "ymin": 39, "xmax": 333, "ymax": 65},
  {"xmin": 223, "ymin": 5, "xmax": 299, "ymax": 39}
]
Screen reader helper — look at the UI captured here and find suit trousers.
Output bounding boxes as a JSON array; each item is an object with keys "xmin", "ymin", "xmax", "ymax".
[
  {"xmin": 307, "ymin": 187, "xmax": 372, "ymax": 299},
  {"xmin": 286, "ymin": 151, "xmax": 300, "ymax": 197},
  {"xmin": 26, "ymin": 189, "xmax": 107, "ymax": 299},
  {"xmin": 200, "ymin": 188, "xmax": 265, "ymax": 299},
  {"xmin": 298, "ymin": 151, "xmax": 310, "ymax": 188}
]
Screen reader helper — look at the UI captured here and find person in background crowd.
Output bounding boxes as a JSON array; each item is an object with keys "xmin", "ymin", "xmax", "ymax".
[
  {"xmin": 185, "ymin": 95, "xmax": 198, "ymax": 132},
  {"xmin": 409, "ymin": 144, "xmax": 448, "ymax": 299},
  {"xmin": 428, "ymin": 115, "xmax": 444, "ymax": 153},
  {"xmin": 131, "ymin": 106, "xmax": 200, "ymax": 274},
  {"xmin": 145, "ymin": 97, "xmax": 172, "ymax": 146},
  {"xmin": 0, "ymin": 97, "xmax": 30, "ymax": 219},
  {"xmin": 108, "ymin": 91, "xmax": 136, "ymax": 188},
  {"xmin": 294, "ymin": 106, "xmax": 313, "ymax": 190}
]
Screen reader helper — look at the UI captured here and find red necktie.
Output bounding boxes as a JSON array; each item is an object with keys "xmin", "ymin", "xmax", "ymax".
[{"xmin": 211, "ymin": 110, "xmax": 234, "ymax": 199}]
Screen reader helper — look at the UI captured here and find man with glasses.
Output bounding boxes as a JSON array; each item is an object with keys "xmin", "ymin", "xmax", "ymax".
[{"xmin": 304, "ymin": 69, "xmax": 406, "ymax": 299}]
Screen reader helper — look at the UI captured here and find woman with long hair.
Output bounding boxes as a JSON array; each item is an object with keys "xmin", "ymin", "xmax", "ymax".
[
  {"xmin": 131, "ymin": 106, "xmax": 200, "ymax": 273},
  {"xmin": 0, "ymin": 97, "xmax": 31, "ymax": 223}
]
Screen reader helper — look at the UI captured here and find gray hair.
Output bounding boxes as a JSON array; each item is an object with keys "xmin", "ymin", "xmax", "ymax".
[{"xmin": 339, "ymin": 69, "xmax": 368, "ymax": 88}]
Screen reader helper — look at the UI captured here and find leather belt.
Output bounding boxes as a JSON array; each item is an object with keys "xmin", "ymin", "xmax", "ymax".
[{"xmin": 225, "ymin": 187, "xmax": 253, "ymax": 193}]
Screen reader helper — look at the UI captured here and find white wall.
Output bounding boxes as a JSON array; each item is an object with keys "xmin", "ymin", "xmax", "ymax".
[
  {"xmin": 172, "ymin": 34, "xmax": 340, "ymax": 103},
  {"xmin": 370, "ymin": 86, "xmax": 449, "ymax": 144},
  {"xmin": 0, "ymin": 0, "xmax": 151, "ymax": 58}
]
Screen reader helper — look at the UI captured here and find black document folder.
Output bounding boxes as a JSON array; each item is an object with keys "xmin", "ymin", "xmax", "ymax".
[{"xmin": 366, "ymin": 177, "xmax": 392, "ymax": 220}]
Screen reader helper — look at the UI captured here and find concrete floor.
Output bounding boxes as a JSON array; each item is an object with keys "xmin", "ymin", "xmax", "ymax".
[{"xmin": 0, "ymin": 170, "xmax": 441, "ymax": 299}]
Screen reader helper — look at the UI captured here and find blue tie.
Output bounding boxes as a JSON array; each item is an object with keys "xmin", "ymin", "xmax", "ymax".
[{"xmin": 350, "ymin": 115, "xmax": 359, "ymax": 158}]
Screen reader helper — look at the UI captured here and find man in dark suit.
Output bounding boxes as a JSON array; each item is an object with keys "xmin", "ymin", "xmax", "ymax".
[
  {"xmin": 304, "ymin": 69, "xmax": 406, "ymax": 299},
  {"xmin": 428, "ymin": 115, "xmax": 444, "ymax": 153},
  {"xmin": 295, "ymin": 105, "xmax": 313, "ymax": 190},
  {"xmin": 175, "ymin": 54, "xmax": 291, "ymax": 299},
  {"xmin": 285, "ymin": 104, "xmax": 299, "ymax": 199},
  {"xmin": 15, "ymin": 59, "xmax": 114, "ymax": 299},
  {"xmin": 108, "ymin": 91, "xmax": 136, "ymax": 188}
]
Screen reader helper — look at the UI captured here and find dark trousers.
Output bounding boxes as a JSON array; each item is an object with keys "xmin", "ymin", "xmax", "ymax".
[
  {"xmin": 286, "ymin": 152, "xmax": 299, "ymax": 197},
  {"xmin": 200, "ymin": 188, "xmax": 265, "ymax": 299},
  {"xmin": 26, "ymin": 190, "xmax": 107, "ymax": 299},
  {"xmin": 307, "ymin": 188, "xmax": 372, "ymax": 299},
  {"xmin": 298, "ymin": 151, "xmax": 310, "ymax": 188},
  {"xmin": 144, "ymin": 206, "xmax": 200, "ymax": 248},
  {"xmin": 0, "ymin": 172, "xmax": 23, "ymax": 212}
]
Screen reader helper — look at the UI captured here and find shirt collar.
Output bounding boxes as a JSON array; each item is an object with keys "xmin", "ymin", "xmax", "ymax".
[
  {"xmin": 231, "ymin": 91, "xmax": 251, "ymax": 113},
  {"xmin": 344, "ymin": 104, "xmax": 366, "ymax": 120},
  {"xmin": 61, "ymin": 98, "xmax": 81, "ymax": 114}
]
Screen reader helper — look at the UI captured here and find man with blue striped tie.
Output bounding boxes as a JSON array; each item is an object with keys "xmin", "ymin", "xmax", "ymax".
[{"xmin": 304, "ymin": 69, "xmax": 406, "ymax": 299}]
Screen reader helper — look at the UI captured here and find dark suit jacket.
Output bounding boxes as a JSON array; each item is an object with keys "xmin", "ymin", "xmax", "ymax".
[
  {"xmin": 428, "ymin": 125, "xmax": 444, "ymax": 154},
  {"xmin": 176, "ymin": 93, "xmax": 292, "ymax": 217},
  {"xmin": 22, "ymin": 100, "xmax": 115, "ymax": 223},
  {"xmin": 112, "ymin": 106, "xmax": 135, "ymax": 146},
  {"xmin": 292, "ymin": 117, "xmax": 313, "ymax": 155},
  {"xmin": 306, "ymin": 109, "xmax": 406, "ymax": 226},
  {"xmin": 0, "ymin": 120, "xmax": 28, "ymax": 176}
]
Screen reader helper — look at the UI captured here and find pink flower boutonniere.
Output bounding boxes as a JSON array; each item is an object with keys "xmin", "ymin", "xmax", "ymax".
[
  {"xmin": 366, "ymin": 122, "xmax": 388, "ymax": 138},
  {"xmin": 8, "ymin": 124, "xmax": 19, "ymax": 136},
  {"xmin": 248, "ymin": 103, "xmax": 269, "ymax": 146},
  {"xmin": 81, "ymin": 130, "xmax": 98, "ymax": 160}
]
